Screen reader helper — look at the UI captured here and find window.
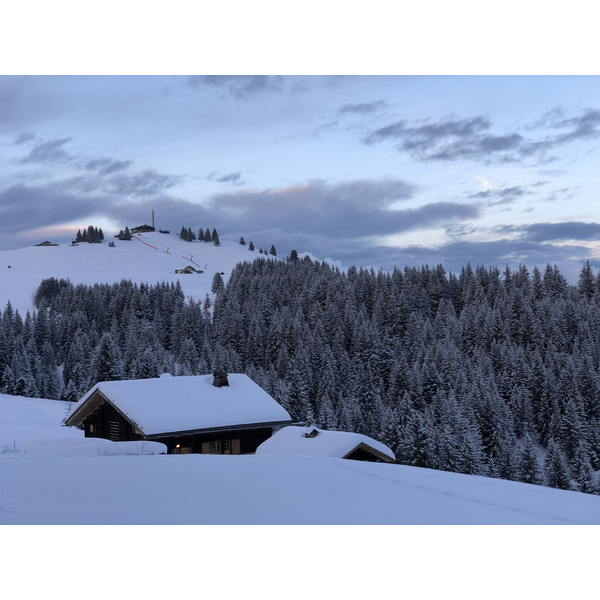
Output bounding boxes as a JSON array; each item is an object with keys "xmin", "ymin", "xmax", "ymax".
[
  {"xmin": 223, "ymin": 439, "xmax": 231, "ymax": 454},
  {"xmin": 109, "ymin": 420, "xmax": 120, "ymax": 441},
  {"xmin": 89, "ymin": 423, "xmax": 96, "ymax": 433},
  {"xmin": 209, "ymin": 441, "xmax": 221, "ymax": 454}
]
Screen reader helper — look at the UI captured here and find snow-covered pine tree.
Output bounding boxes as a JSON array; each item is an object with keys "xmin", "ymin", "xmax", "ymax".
[{"xmin": 544, "ymin": 439, "xmax": 572, "ymax": 490}]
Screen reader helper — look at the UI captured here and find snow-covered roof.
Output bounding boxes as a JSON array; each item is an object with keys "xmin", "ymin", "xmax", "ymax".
[
  {"xmin": 65, "ymin": 374, "xmax": 292, "ymax": 436},
  {"xmin": 255, "ymin": 426, "xmax": 396, "ymax": 462}
]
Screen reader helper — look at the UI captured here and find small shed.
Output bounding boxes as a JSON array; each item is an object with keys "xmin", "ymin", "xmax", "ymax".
[
  {"xmin": 64, "ymin": 373, "xmax": 292, "ymax": 455},
  {"xmin": 175, "ymin": 266, "xmax": 197, "ymax": 274},
  {"xmin": 255, "ymin": 425, "xmax": 396, "ymax": 463}
]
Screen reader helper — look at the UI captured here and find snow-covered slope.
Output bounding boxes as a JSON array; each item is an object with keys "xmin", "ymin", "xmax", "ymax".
[
  {"xmin": 3, "ymin": 393, "xmax": 600, "ymax": 524},
  {"xmin": 0, "ymin": 232, "xmax": 264, "ymax": 314}
]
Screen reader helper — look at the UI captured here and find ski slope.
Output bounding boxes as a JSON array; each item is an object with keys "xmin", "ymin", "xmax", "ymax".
[
  {"xmin": 0, "ymin": 232, "xmax": 264, "ymax": 314},
  {"xmin": 2, "ymin": 393, "xmax": 600, "ymax": 525}
]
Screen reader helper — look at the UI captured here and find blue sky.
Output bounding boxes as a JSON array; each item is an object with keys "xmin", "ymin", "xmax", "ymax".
[{"xmin": 2, "ymin": 74, "xmax": 600, "ymax": 279}]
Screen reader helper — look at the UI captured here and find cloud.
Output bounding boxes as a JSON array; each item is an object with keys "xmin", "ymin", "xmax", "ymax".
[
  {"xmin": 105, "ymin": 169, "xmax": 185, "ymax": 197},
  {"xmin": 0, "ymin": 182, "xmax": 118, "ymax": 235},
  {"xmin": 85, "ymin": 158, "xmax": 132, "ymax": 176},
  {"xmin": 363, "ymin": 108, "xmax": 600, "ymax": 164},
  {"xmin": 202, "ymin": 178, "xmax": 477, "ymax": 240},
  {"xmin": 541, "ymin": 108, "xmax": 600, "ymax": 144},
  {"xmin": 14, "ymin": 132, "xmax": 35, "ymax": 145},
  {"xmin": 19, "ymin": 138, "xmax": 72, "ymax": 164},
  {"xmin": 516, "ymin": 221, "xmax": 600, "ymax": 243},
  {"xmin": 338, "ymin": 100, "xmax": 387, "ymax": 115},
  {"xmin": 469, "ymin": 185, "xmax": 529, "ymax": 205},
  {"xmin": 186, "ymin": 75, "xmax": 284, "ymax": 99},
  {"xmin": 473, "ymin": 176, "xmax": 492, "ymax": 190},
  {"xmin": 364, "ymin": 115, "xmax": 524, "ymax": 162},
  {"xmin": 206, "ymin": 171, "xmax": 245, "ymax": 185}
]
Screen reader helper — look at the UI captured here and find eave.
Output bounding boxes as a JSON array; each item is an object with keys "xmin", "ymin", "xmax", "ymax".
[
  {"xmin": 143, "ymin": 419, "xmax": 293, "ymax": 440},
  {"xmin": 342, "ymin": 442, "xmax": 395, "ymax": 463}
]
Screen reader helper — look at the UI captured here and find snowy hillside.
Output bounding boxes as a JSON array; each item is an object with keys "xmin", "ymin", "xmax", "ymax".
[
  {"xmin": 3, "ymin": 393, "xmax": 600, "ymax": 524},
  {"xmin": 0, "ymin": 232, "xmax": 266, "ymax": 314}
]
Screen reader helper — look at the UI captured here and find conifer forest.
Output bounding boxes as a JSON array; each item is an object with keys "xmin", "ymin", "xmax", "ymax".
[{"xmin": 2, "ymin": 255, "xmax": 600, "ymax": 494}]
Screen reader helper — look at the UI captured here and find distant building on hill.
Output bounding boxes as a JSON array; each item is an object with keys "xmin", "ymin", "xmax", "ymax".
[
  {"xmin": 35, "ymin": 241, "xmax": 58, "ymax": 247},
  {"xmin": 64, "ymin": 373, "xmax": 292, "ymax": 455},
  {"xmin": 175, "ymin": 265, "xmax": 202, "ymax": 274},
  {"xmin": 131, "ymin": 224, "xmax": 155, "ymax": 234}
]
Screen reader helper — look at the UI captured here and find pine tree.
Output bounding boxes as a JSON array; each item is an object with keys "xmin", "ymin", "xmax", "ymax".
[
  {"xmin": 211, "ymin": 272, "xmax": 224, "ymax": 294},
  {"xmin": 544, "ymin": 439, "xmax": 572, "ymax": 490},
  {"xmin": 239, "ymin": 237, "xmax": 246, "ymax": 245},
  {"xmin": 88, "ymin": 332, "xmax": 124, "ymax": 385},
  {"xmin": 176, "ymin": 338, "xmax": 200, "ymax": 376},
  {"xmin": 571, "ymin": 441, "xmax": 595, "ymax": 494},
  {"xmin": 578, "ymin": 260, "xmax": 595, "ymax": 300},
  {"xmin": 516, "ymin": 434, "xmax": 543, "ymax": 485},
  {"xmin": 270, "ymin": 245, "xmax": 277, "ymax": 256},
  {"xmin": 248, "ymin": 241, "xmax": 254, "ymax": 251},
  {"xmin": 212, "ymin": 229, "xmax": 220, "ymax": 246}
]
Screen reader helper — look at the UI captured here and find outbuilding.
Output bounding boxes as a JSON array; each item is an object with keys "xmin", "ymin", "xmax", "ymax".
[
  {"xmin": 255, "ymin": 425, "xmax": 396, "ymax": 463},
  {"xmin": 64, "ymin": 373, "xmax": 292, "ymax": 455}
]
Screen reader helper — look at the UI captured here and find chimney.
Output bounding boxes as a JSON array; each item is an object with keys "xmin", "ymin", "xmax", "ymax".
[{"xmin": 212, "ymin": 371, "xmax": 229, "ymax": 388}]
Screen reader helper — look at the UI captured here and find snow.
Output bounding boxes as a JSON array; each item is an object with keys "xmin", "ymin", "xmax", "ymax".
[
  {"xmin": 66, "ymin": 374, "xmax": 292, "ymax": 435},
  {"xmin": 22, "ymin": 437, "xmax": 167, "ymax": 457},
  {"xmin": 4, "ymin": 452, "xmax": 600, "ymax": 524},
  {"xmin": 256, "ymin": 425, "xmax": 396, "ymax": 461},
  {"xmin": 0, "ymin": 232, "xmax": 267, "ymax": 314},
  {"xmin": 0, "ymin": 393, "xmax": 83, "ymax": 454},
  {"xmin": 4, "ymin": 393, "xmax": 600, "ymax": 524}
]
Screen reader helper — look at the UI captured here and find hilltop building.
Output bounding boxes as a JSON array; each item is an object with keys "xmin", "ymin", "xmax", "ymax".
[{"xmin": 131, "ymin": 224, "xmax": 156, "ymax": 234}]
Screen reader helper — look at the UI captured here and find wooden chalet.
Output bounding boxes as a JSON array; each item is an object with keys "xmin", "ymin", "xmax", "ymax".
[
  {"xmin": 131, "ymin": 224, "xmax": 156, "ymax": 234},
  {"xmin": 64, "ymin": 373, "xmax": 292, "ymax": 455},
  {"xmin": 35, "ymin": 241, "xmax": 58, "ymax": 247},
  {"xmin": 175, "ymin": 265, "xmax": 201, "ymax": 274},
  {"xmin": 256, "ymin": 425, "xmax": 396, "ymax": 463}
]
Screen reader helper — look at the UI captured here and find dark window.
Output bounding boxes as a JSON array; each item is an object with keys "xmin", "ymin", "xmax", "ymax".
[{"xmin": 109, "ymin": 420, "xmax": 120, "ymax": 441}]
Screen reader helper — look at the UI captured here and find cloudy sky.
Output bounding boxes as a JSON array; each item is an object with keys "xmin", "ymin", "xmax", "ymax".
[{"xmin": 1, "ymin": 74, "xmax": 600, "ymax": 279}]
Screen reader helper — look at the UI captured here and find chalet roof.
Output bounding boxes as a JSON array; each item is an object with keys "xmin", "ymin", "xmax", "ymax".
[
  {"xmin": 255, "ymin": 425, "xmax": 396, "ymax": 462},
  {"xmin": 65, "ymin": 374, "xmax": 292, "ymax": 436}
]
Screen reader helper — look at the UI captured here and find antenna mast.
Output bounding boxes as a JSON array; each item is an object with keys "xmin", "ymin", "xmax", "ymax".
[{"xmin": 152, "ymin": 209, "xmax": 155, "ymax": 229}]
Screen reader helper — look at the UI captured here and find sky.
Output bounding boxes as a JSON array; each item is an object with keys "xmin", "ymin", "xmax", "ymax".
[{"xmin": 2, "ymin": 74, "xmax": 600, "ymax": 280}]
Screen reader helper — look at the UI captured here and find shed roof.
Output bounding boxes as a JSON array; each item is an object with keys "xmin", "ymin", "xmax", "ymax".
[
  {"xmin": 255, "ymin": 426, "xmax": 396, "ymax": 462},
  {"xmin": 65, "ymin": 374, "xmax": 292, "ymax": 436}
]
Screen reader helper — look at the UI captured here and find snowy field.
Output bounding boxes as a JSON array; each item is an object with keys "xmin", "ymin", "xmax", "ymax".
[
  {"xmin": 0, "ymin": 232, "xmax": 261, "ymax": 314},
  {"xmin": 3, "ymin": 393, "xmax": 600, "ymax": 525}
]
